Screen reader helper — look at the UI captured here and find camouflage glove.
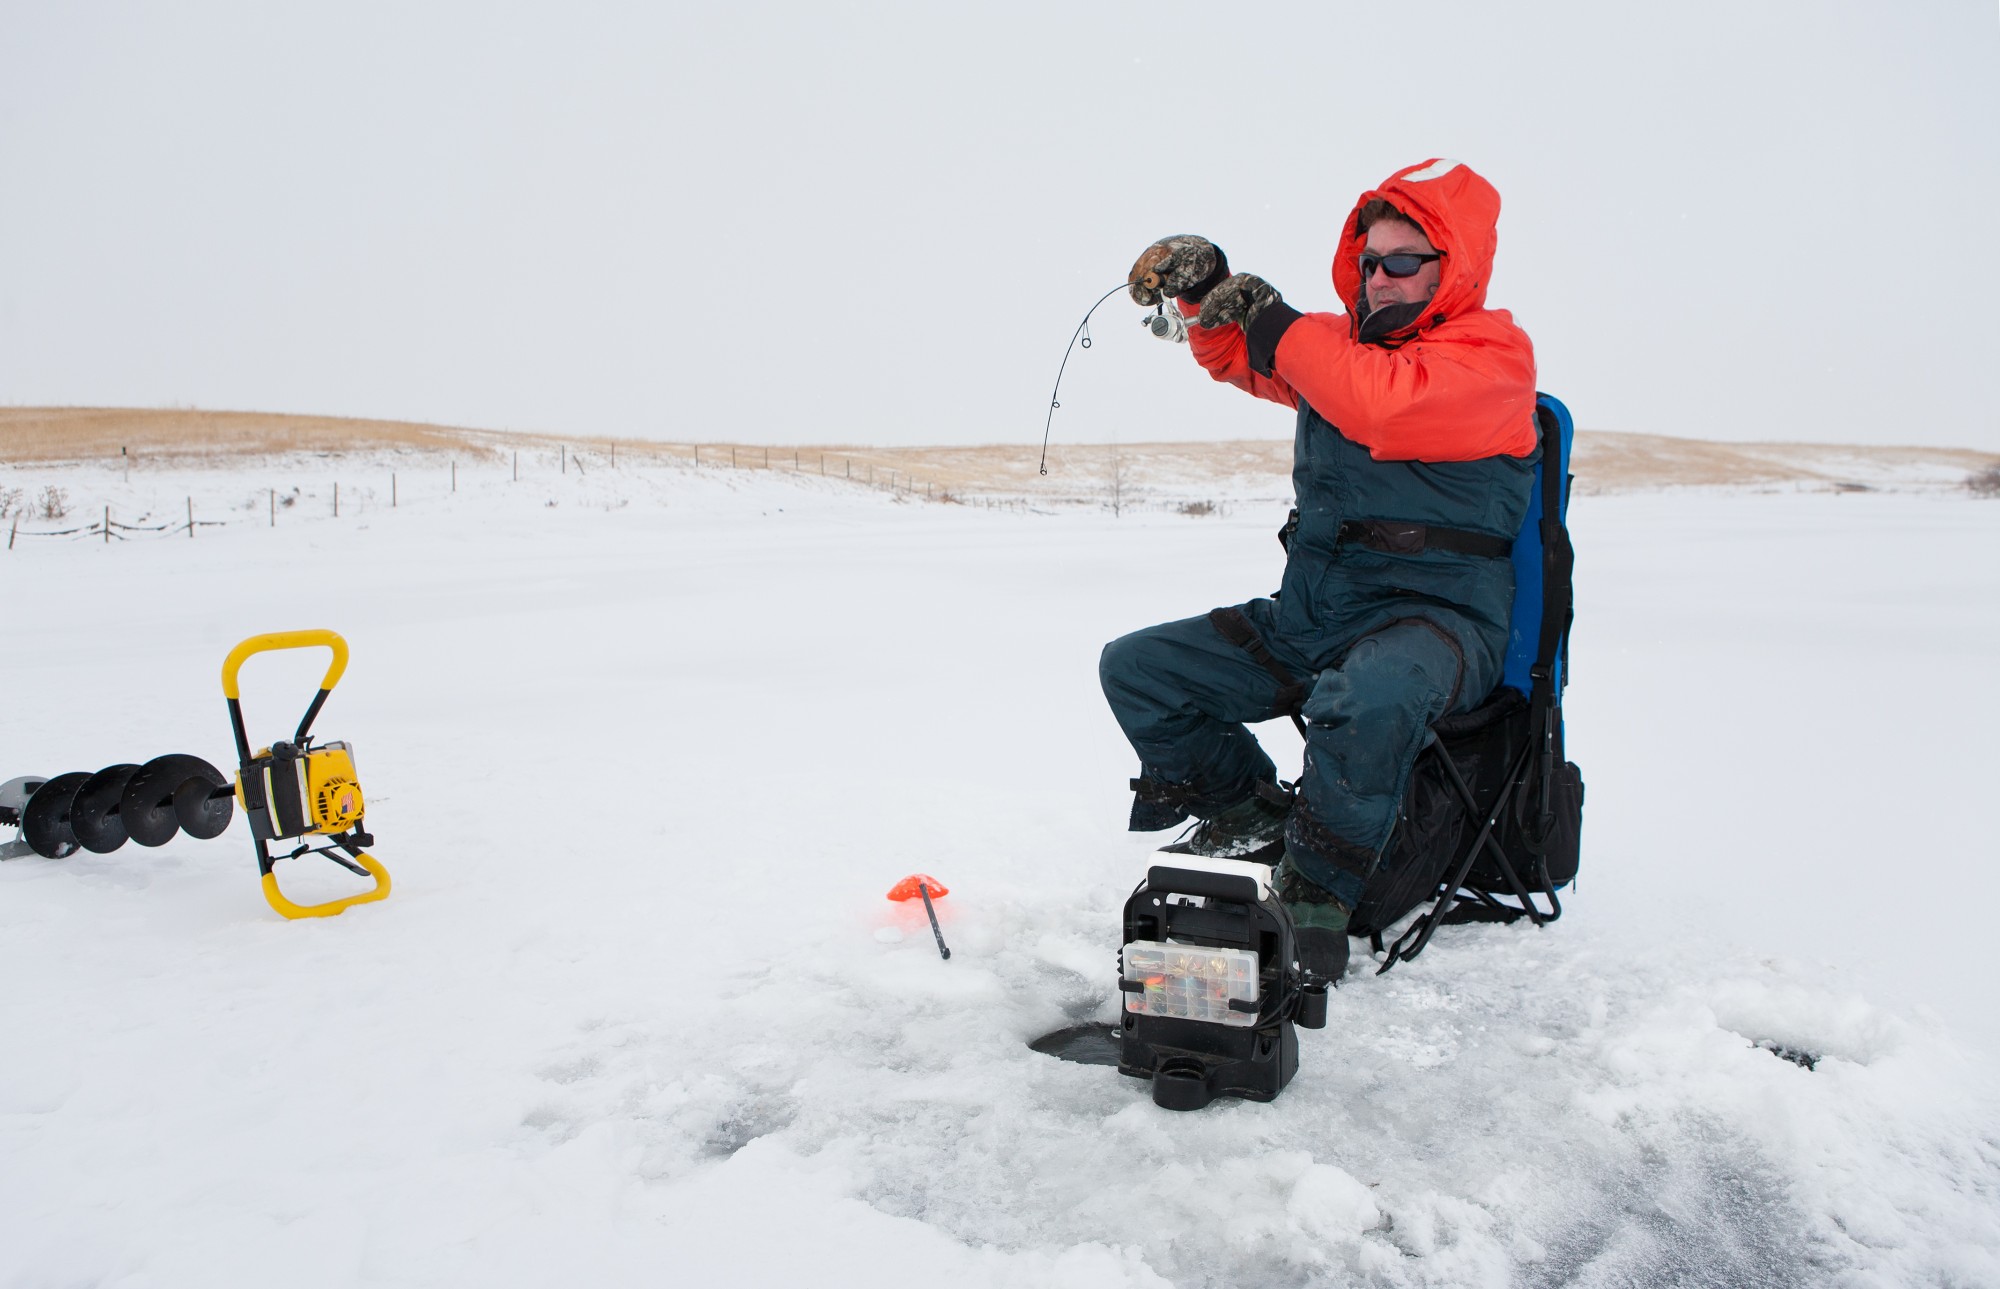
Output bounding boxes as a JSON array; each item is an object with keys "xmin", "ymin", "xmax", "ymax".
[
  {"xmin": 1197, "ymin": 272, "xmax": 1283, "ymax": 332},
  {"xmin": 1127, "ymin": 235, "xmax": 1230, "ymax": 307}
]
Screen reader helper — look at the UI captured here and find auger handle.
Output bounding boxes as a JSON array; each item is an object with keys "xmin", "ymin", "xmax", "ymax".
[
  {"xmin": 222, "ymin": 630, "xmax": 349, "ymax": 700},
  {"xmin": 223, "ymin": 630, "xmax": 350, "ymax": 755},
  {"xmin": 262, "ymin": 850, "xmax": 392, "ymax": 920}
]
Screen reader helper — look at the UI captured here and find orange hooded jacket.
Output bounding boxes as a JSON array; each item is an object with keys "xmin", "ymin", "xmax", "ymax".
[{"xmin": 1184, "ymin": 159, "xmax": 1537, "ymax": 463}]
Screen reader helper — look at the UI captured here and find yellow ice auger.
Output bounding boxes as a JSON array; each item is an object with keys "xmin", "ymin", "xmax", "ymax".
[{"xmin": 223, "ymin": 630, "xmax": 390, "ymax": 919}]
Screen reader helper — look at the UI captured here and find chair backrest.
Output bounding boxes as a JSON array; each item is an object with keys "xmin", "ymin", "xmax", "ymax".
[{"xmin": 1500, "ymin": 393, "xmax": 1575, "ymax": 699}]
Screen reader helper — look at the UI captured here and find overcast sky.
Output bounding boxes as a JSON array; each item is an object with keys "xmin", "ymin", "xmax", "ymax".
[{"xmin": 3, "ymin": 1, "xmax": 1996, "ymax": 450}]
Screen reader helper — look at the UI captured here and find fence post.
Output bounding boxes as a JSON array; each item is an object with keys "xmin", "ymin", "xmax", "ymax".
[
  {"xmin": 334, "ymin": 482, "xmax": 339, "ymax": 518},
  {"xmin": 513, "ymin": 451, "xmax": 519, "ymax": 482},
  {"xmin": 452, "ymin": 460, "xmax": 457, "ymax": 493},
  {"xmin": 392, "ymin": 473, "xmax": 397, "ymax": 507},
  {"xmin": 611, "ymin": 442, "xmax": 616, "ymax": 468},
  {"xmin": 187, "ymin": 496, "xmax": 194, "ymax": 538},
  {"xmin": 270, "ymin": 489, "xmax": 275, "ymax": 527},
  {"xmin": 762, "ymin": 446, "xmax": 769, "ymax": 469},
  {"xmin": 731, "ymin": 446, "xmax": 738, "ymax": 469},
  {"xmin": 104, "ymin": 504, "xmax": 110, "ymax": 544},
  {"xmin": 10, "ymin": 512, "xmax": 17, "ymax": 549}
]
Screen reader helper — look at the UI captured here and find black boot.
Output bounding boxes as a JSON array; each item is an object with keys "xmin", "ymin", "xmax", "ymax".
[
  {"xmin": 1275, "ymin": 851, "xmax": 1351, "ymax": 984},
  {"xmin": 1159, "ymin": 784, "xmax": 1291, "ymax": 864}
]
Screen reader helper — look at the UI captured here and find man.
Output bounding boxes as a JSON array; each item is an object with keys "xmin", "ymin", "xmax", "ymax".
[{"xmin": 1101, "ymin": 159, "xmax": 1539, "ymax": 981}]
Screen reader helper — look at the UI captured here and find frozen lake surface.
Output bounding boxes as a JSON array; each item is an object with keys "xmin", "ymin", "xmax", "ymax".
[{"xmin": 4, "ymin": 456, "xmax": 1997, "ymax": 1287}]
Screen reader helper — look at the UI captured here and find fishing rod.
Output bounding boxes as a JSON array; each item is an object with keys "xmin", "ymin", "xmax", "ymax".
[{"xmin": 1037, "ymin": 281, "xmax": 1188, "ymax": 476}]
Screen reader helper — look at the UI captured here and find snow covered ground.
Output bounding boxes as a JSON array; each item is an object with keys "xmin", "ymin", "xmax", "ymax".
[{"xmin": 4, "ymin": 453, "xmax": 1998, "ymax": 1287}]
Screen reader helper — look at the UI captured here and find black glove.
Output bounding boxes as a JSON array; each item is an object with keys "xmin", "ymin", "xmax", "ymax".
[
  {"xmin": 1127, "ymin": 235, "xmax": 1230, "ymax": 307},
  {"xmin": 1197, "ymin": 273, "xmax": 1283, "ymax": 332}
]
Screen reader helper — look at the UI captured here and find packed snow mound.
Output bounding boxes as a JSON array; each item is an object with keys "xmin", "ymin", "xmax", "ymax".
[{"xmin": 564, "ymin": 893, "xmax": 2000, "ymax": 1288}]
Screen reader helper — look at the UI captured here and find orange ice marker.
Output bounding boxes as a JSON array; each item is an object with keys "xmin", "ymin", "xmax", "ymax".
[
  {"xmin": 887, "ymin": 874, "xmax": 952, "ymax": 960},
  {"xmin": 886, "ymin": 874, "xmax": 949, "ymax": 901}
]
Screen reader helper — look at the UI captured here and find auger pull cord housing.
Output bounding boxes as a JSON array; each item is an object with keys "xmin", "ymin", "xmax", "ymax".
[{"xmin": 223, "ymin": 630, "xmax": 390, "ymax": 920}]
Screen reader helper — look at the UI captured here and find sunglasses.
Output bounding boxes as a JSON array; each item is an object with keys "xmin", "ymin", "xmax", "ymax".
[{"xmin": 1358, "ymin": 251, "xmax": 1443, "ymax": 279}]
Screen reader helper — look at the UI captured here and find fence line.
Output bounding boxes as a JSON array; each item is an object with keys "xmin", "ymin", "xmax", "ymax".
[{"xmin": 1, "ymin": 444, "xmax": 1084, "ymax": 549}]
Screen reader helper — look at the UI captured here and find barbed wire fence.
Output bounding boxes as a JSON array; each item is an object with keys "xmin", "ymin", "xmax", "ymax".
[{"xmin": 0, "ymin": 441, "xmax": 1130, "ymax": 549}]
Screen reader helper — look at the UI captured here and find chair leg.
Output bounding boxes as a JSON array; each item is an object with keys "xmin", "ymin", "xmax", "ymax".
[
  {"xmin": 1457, "ymin": 741, "xmax": 1571, "ymax": 928},
  {"xmin": 1432, "ymin": 747, "xmax": 1550, "ymax": 925},
  {"xmin": 1376, "ymin": 725, "xmax": 1583, "ymax": 972},
  {"xmin": 1378, "ymin": 737, "xmax": 1534, "ymax": 971}
]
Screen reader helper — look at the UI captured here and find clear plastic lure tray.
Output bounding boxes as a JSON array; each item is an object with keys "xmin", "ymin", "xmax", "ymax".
[{"xmin": 1122, "ymin": 940, "xmax": 1261, "ymax": 1027}]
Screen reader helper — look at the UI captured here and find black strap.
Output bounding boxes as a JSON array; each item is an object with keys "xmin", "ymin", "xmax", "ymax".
[
  {"xmin": 1128, "ymin": 774, "xmax": 1292, "ymax": 826},
  {"xmin": 1207, "ymin": 608, "xmax": 1310, "ymax": 736},
  {"xmin": 1524, "ymin": 402, "xmax": 1576, "ymax": 850},
  {"xmin": 1335, "ymin": 519, "xmax": 1510, "ymax": 559},
  {"xmin": 1285, "ymin": 802, "xmax": 1382, "ymax": 883},
  {"xmin": 1529, "ymin": 404, "xmax": 1575, "ymax": 703}
]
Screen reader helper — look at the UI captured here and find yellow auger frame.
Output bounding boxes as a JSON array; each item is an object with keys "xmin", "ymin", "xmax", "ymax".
[{"xmin": 223, "ymin": 630, "xmax": 391, "ymax": 920}]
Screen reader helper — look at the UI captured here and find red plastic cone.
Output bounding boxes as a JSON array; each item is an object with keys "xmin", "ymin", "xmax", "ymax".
[{"xmin": 886, "ymin": 874, "xmax": 949, "ymax": 901}]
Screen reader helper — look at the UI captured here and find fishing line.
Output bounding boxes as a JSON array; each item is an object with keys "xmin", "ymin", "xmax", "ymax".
[{"xmin": 1038, "ymin": 280, "xmax": 1139, "ymax": 476}]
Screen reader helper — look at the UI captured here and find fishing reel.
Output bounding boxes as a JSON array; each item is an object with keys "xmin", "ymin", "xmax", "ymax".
[{"xmin": 1142, "ymin": 303, "xmax": 1189, "ymax": 344}]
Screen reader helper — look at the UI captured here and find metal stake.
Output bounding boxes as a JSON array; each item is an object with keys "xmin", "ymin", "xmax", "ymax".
[{"xmin": 918, "ymin": 882, "xmax": 951, "ymax": 960}]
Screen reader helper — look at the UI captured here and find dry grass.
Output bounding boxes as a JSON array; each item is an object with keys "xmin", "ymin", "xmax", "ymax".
[
  {"xmin": 816, "ymin": 434, "xmax": 2000, "ymax": 497},
  {"xmin": 5, "ymin": 406, "xmax": 1994, "ymax": 494},
  {"xmin": 1568, "ymin": 431, "xmax": 1999, "ymax": 493},
  {"xmin": 0, "ymin": 406, "xmax": 794, "ymax": 474},
  {"xmin": 0, "ymin": 407, "xmax": 486, "ymax": 462}
]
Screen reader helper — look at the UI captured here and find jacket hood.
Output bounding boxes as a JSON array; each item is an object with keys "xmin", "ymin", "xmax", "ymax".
[{"xmin": 1333, "ymin": 158, "xmax": 1503, "ymax": 336}]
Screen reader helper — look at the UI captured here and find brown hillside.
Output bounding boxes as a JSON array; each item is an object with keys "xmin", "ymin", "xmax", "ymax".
[{"xmin": 4, "ymin": 406, "xmax": 1994, "ymax": 494}]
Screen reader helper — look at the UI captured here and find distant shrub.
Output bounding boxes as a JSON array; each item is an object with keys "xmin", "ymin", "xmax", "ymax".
[
  {"xmin": 0, "ymin": 487, "xmax": 20, "ymax": 518},
  {"xmin": 1179, "ymin": 499, "xmax": 1216, "ymax": 517},
  {"xmin": 37, "ymin": 485, "xmax": 69, "ymax": 520},
  {"xmin": 1969, "ymin": 464, "xmax": 2000, "ymax": 498}
]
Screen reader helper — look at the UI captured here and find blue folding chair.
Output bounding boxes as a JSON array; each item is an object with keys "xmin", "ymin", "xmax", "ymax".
[{"xmin": 1359, "ymin": 392, "xmax": 1583, "ymax": 971}]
